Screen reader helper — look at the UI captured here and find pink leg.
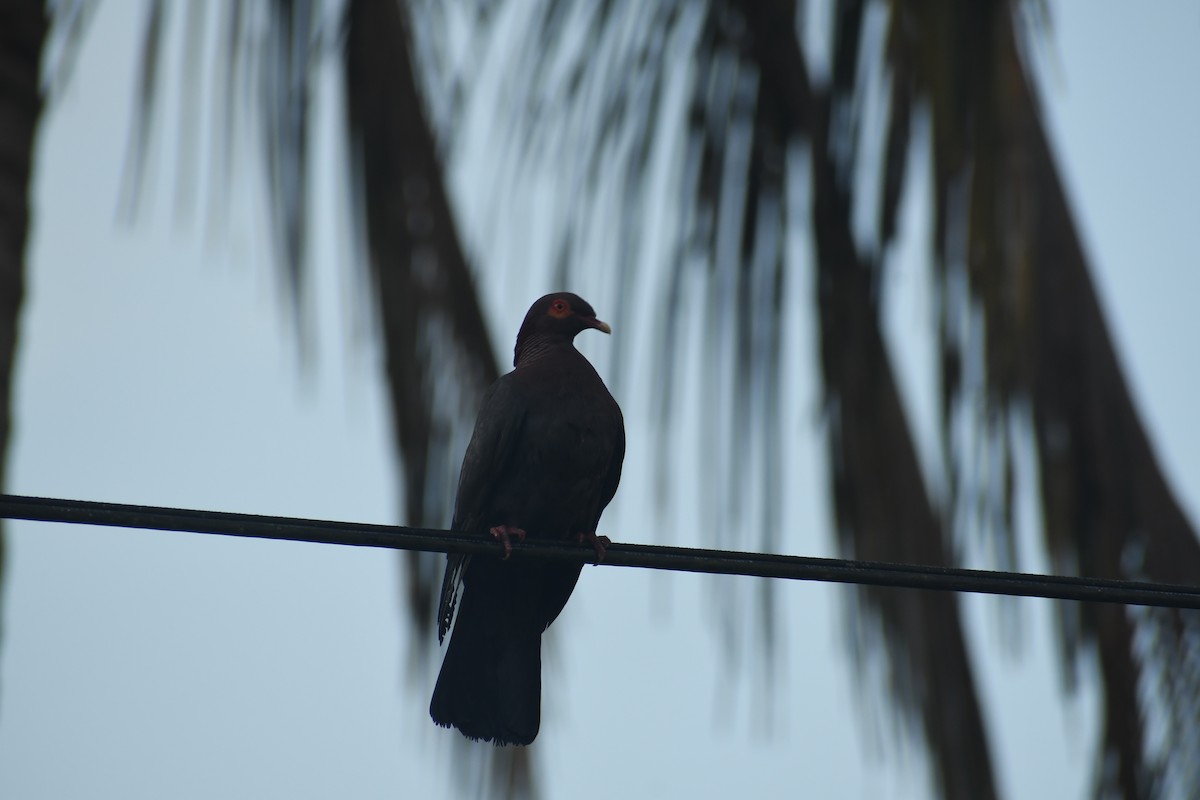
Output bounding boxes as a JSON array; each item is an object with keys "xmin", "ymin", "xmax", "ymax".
[
  {"xmin": 490, "ymin": 525, "xmax": 527, "ymax": 560},
  {"xmin": 575, "ymin": 531, "xmax": 612, "ymax": 562}
]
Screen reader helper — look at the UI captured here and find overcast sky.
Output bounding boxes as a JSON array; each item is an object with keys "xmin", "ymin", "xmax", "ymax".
[{"xmin": 1, "ymin": 2, "xmax": 1198, "ymax": 798}]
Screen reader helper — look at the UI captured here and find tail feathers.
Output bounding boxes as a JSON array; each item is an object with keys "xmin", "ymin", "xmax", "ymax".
[{"xmin": 430, "ymin": 581, "xmax": 542, "ymax": 746}]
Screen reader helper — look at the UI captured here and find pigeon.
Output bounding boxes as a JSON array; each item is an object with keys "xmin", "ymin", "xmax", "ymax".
[{"xmin": 430, "ymin": 292, "xmax": 625, "ymax": 746}]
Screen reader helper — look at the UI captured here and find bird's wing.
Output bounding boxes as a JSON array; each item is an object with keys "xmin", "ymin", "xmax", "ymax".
[
  {"xmin": 591, "ymin": 404, "xmax": 625, "ymax": 530},
  {"xmin": 603, "ymin": 407, "xmax": 626, "ymax": 510},
  {"xmin": 437, "ymin": 375, "xmax": 527, "ymax": 642}
]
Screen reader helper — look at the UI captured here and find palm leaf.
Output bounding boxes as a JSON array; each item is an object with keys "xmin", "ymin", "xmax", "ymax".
[
  {"xmin": 102, "ymin": 0, "xmax": 1200, "ymax": 797},
  {"xmin": 0, "ymin": 0, "xmax": 52, "ymax": 659},
  {"xmin": 116, "ymin": 0, "xmax": 525, "ymax": 794},
  {"xmin": 466, "ymin": 0, "xmax": 1200, "ymax": 796},
  {"xmin": 884, "ymin": 0, "xmax": 1200, "ymax": 794},
  {"xmin": 343, "ymin": 1, "xmax": 530, "ymax": 791},
  {"xmin": 470, "ymin": 0, "xmax": 994, "ymax": 794}
]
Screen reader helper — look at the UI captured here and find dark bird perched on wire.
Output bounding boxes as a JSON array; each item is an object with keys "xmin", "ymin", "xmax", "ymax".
[{"xmin": 430, "ymin": 292, "xmax": 625, "ymax": 746}]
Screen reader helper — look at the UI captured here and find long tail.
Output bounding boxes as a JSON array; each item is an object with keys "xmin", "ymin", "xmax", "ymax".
[{"xmin": 430, "ymin": 563, "xmax": 542, "ymax": 746}]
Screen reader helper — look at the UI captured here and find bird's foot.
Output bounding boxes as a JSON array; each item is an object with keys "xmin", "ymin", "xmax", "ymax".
[
  {"xmin": 575, "ymin": 531, "xmax": 612, "ymax": 562},
  {"xmin": 490, "ymin": 525, "xmax": 527, "ymax": 560}
]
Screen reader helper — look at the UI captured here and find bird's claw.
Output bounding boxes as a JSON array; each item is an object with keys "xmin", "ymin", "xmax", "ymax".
[
  {"xmin": 575, "ymin": 531, "xmax": 611, "ymax": 562},
  {"xmin": 490, "ymin": 525, "xmax": 527, "ymax": 560}
]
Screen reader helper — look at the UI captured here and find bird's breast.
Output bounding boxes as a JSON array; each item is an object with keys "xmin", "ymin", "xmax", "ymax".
[
  {"xmin": 496, "ymin": 380, "xmax": 619, "ymax": 536},
  {"xmin": 523, "ymin": 404, "xmax": 615, "ymax": 474}
]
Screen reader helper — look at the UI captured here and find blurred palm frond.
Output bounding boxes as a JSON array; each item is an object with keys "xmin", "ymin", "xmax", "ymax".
[
  {"xmin": 465, "ymin": 0, "xmax": 1200, "ymax": 796},
  {"xmin": 0, "ymin": 0, "xmax": 52, "ymax": 655},
  {"xmin": 104, "ymin": 0, "xmax": 1200, "ymax": 797},
  {"xmin": 116, "ymin": 0, "xmax": 525, "ymax": 793}
]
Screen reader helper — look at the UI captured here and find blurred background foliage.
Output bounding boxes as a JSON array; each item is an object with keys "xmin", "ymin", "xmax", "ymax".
[{"xmin": 3, "ymin": 0, "xmax": 1198, "ymax": 797}]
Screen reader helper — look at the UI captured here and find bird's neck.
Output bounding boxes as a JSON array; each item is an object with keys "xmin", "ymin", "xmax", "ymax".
[{"xmin": 513, "ymin": 335, "xmax": 576, "ymax": 367}]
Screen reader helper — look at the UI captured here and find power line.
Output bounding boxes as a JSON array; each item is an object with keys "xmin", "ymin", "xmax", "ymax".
[{"xmin": 3, "ymin": 493, "xmax": 1199, "ymax": 610}]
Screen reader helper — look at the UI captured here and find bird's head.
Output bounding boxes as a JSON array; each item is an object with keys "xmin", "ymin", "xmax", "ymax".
[{"xmin": 513, "ymin": 292, "xmax": 611, "ymax": 366}]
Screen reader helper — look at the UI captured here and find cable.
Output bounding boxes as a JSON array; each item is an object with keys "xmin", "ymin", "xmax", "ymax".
[{"xmin": 2, "ymin": 493, "xmax": 1199, "ymax": 609}]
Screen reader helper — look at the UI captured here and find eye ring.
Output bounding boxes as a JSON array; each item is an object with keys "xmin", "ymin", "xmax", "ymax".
[{"xmin": 549, "ymin": 298, "xmax": 571, "ymax": 317}]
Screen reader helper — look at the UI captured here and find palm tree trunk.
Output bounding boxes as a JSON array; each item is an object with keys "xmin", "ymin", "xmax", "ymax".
[{"xmin": 0, "ymin": 1, "xmax": 47, "ymax": 625}]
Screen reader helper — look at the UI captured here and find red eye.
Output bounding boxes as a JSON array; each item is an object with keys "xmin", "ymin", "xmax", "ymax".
[{"xmin": 550, "ymin": 299, "xmax": 570, "ymax": 317}]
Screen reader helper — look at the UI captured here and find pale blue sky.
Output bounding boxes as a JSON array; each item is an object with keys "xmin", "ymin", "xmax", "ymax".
[{"xmin": 1, "ymin": 2, "xmax": 1197, "ymax": 798}]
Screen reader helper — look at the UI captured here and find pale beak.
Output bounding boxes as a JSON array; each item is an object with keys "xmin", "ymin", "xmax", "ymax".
[{"xmin": 583, "ymin": 317, "xmax": 612, "ymax": 335}]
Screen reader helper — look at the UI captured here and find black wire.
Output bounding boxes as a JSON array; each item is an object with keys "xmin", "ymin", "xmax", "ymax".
[{"xmin": 3, "ymin": 493, "xmax": 1199, "ymax": 609}]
